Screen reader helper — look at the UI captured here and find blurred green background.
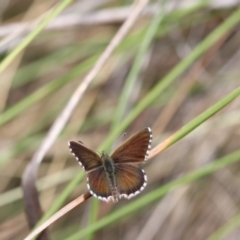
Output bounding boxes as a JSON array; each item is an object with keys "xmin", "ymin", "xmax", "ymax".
[{"xmin": 1, "ymin": 0, "xmax": 240, "ymax": 239}]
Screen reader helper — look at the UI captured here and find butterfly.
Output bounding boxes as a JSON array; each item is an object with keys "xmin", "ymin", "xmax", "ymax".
[{"xmin": 68, "ymin": 127, "xmax": 152, "ymax": 202}]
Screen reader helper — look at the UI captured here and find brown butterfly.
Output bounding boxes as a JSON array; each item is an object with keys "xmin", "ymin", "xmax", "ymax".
[{"xmin": 68, "ymin": 127, "xmax": 152, "ymax": 202}]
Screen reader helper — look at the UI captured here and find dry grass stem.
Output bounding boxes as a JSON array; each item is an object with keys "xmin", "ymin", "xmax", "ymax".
[{"xmin": 24, "ymin": 192, "xmax": 92, "ymax": 240}]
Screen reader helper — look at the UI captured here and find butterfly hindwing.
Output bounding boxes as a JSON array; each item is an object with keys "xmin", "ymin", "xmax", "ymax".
[
  {"xmin": 111, "ymin": 127, "xmax": 152, "ymax": 164},
  {"xmin": 68, "ymin": 141, "xmax": 102, "ymax": 171},
  {"xmin": 87, "ymin": 167, "xmax": 113, "ymax": 202},
  {"xmin": 115, "ymin": 163, "xmax": 147, "ymax": 199}
]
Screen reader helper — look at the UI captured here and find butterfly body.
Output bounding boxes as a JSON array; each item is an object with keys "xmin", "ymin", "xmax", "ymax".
[
  {"xmin": 101, "ymin": 152, "xmax": 118, "ymax": 202},
  {"xmin": 69, "ymin": 127, "xmax": 152, "ymax": 202}
]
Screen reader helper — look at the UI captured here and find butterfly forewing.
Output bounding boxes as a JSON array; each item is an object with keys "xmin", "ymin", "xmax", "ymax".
[
  {"xmin": 111, "ymin": 127, "xmax": 152, "ymax": 164},
  {"xmin": 87, "ymin": 167, "xmax": 113, "ymax": 202},
  {"xmin": 115, "ymin": 163, "xmax": 147, "ymax": 199},
  {"xmin": 68, "ymin": 141, "xmax": 102, "ymax": 171}
]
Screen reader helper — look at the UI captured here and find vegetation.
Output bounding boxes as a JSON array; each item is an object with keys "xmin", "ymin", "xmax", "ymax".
[{"xmin": 1, "ymin": 0, "xmax": 240, "ymax": 239}]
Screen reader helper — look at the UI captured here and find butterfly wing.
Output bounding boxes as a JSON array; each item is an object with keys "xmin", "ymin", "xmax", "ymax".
[
  {"xmin": 87, "ymin": 167, "xmax": 114, "ymax": 202},
  {"xmin": 115, "ymin": 163, "xmax": 147, "ymax": 199},
  {"xmin": 111, "ymin": 127, "xmax": 152, "ymax": 164},
  {"xmin": 68, "ymin": 141, "xmax": 102, "ymax": 171}
]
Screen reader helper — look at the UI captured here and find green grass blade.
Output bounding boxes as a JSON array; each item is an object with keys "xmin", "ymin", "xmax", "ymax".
[
  {"xmin": 100, "ymin": 6, "xmax": 240, "ymax": 151},
  {"xmin": 0, "ymin": 54, "xmax": 99, "ymax": 126},
  {"xmin": 111, "ymin": 0, "xmax": 167, "ymax": 130},
  {"xmin": 207, "ymin": 212, "xmax": 240, "ymax": 240},
  {"xmin": 12, "ymin": 43, "xmax": 100, "ymax": 88},
  {"xmin": 0, "ymin": 0, "xmax": 74, "ymax": 74},
  {"xmin": 169, "ymin": 87, "xmax": 240, "ymax": 146},
  {"xmin": 66, "ymin": 150, "xmax": 240, "ymax": 239}
]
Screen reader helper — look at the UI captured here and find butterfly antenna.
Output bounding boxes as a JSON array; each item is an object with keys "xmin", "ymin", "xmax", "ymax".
[{"xmin": 110, "ymin": 132, "xmax": 126, "ymax": 153}]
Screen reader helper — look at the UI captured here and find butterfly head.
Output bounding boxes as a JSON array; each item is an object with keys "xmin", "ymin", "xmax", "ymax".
[
  {"xmin": 101, "ymin": 151, "xmax": 111, "ymax": 161},
  {"xmin": 101, "ymin": 151, "xmax": 107, "ymax": 157}
]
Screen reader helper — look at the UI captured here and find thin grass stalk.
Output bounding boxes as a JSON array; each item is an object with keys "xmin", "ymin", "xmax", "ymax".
[{"xmin": 66, "ymin": 150, "xmax": 240, "ymax": 239}]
